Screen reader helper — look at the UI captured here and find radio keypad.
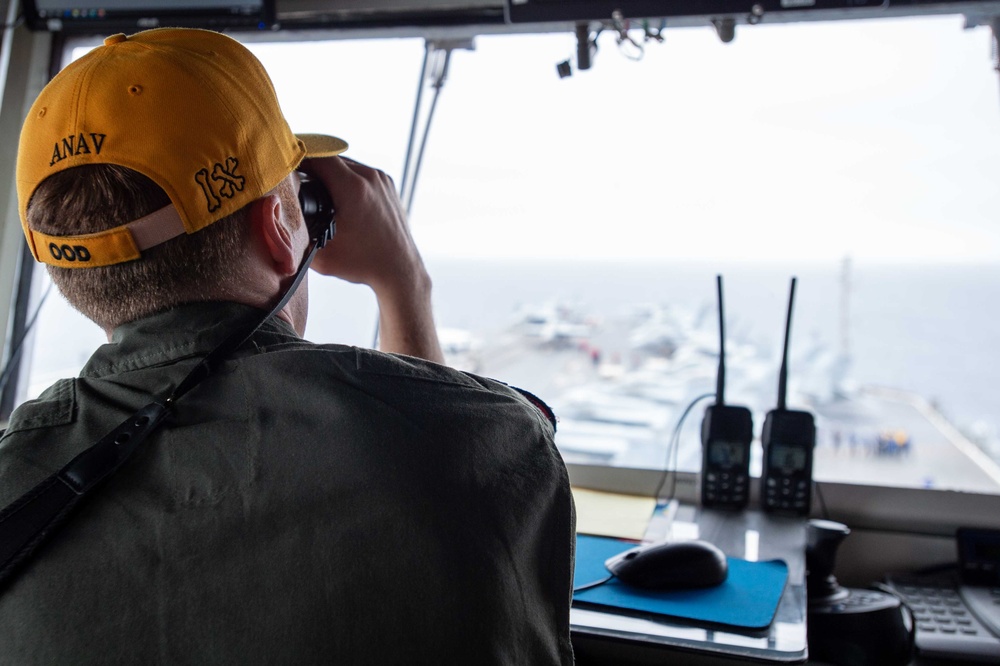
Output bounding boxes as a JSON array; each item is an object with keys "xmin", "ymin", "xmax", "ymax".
[
  {"xmin": 703, "ymin": 471, "xmax": 748, "ymax": 505},
  {"xmin": 764, "ymin": 476, "xmax": 809, "ymax": 511}
]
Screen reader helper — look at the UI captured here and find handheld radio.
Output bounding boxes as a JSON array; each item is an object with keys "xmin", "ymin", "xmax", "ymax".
[
  {"xmin": 700, "ymin": 275, "xmax": 754, "ymax": 510},
  {"xmin": 760, "ymin": 277, "xmax": 816, "ymax": 516}
]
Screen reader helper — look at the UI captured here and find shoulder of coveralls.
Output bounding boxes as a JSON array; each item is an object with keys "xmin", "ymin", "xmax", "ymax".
[
  {"xmin": 344, "ymin": 346, "xmax": 557, "ymax": 431},
  {"xmin": 0, "ymin": 378, "xmax": 76, "ymax": 437},
  {"xmin": 508, "ymin": 385, "xmax": 557, "ymax": 431},
  {"xmin": 0, "ymin": 379, "xmax": 77, "ymax": 507}
]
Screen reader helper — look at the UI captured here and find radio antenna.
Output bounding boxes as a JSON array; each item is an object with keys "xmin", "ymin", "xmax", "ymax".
[
  {"xmin": 777, "ymin": 277, "xmax": 797, "ymax": 411},
  {"xmin": 715, "ymin": 274, "xmax": 726, "ymax": 405}
]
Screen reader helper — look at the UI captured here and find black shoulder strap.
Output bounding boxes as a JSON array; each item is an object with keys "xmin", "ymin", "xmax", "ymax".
[
  {"xmin": 0, "ymin": 208, "xmax": 334, "ymax": 591},
  {"xmin": 0, "ymin": 402, "xmax": 169, "ymax": 584}
]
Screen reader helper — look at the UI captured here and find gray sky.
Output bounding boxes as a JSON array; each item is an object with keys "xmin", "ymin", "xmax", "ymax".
[{"xmin": 250, "ymin": 15, "xmax": 1000, "ymax": 263}]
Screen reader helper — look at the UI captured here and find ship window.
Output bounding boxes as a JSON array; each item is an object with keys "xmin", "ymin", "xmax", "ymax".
[{"xmin": 17, "ymin": 16, "xmax": 1000, "ymax": 496}]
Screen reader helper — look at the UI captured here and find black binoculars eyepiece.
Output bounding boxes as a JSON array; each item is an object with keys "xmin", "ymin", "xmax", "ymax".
[{"xmin": 297, "ymin": 171, "xmax": 335, "ymax": 248}]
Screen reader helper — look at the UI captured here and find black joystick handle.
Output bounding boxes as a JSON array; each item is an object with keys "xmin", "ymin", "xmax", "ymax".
[{"xmin": 806, "ymin": 519, "xmax": 851, "ymax": 603}]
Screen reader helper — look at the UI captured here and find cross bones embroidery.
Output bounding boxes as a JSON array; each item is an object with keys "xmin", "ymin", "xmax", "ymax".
[{"xmin": 195, "ymin": 157, "xmax": 245, "ymax": 212}]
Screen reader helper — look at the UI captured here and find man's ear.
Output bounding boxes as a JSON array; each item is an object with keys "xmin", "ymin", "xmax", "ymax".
[{"xmin": 250, "ymin": 193, "xmax": 297, "ymax": 277}]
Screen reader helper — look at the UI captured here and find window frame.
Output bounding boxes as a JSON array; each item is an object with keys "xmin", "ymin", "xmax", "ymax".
[{"xmin": 0, "ymin": 22, "xmax": 996, "ymax": 571}]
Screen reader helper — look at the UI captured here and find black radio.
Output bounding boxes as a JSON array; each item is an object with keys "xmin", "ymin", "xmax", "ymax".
[
  {"xmin": 701, "ymin": 405, "xmax": 754, "ymax": 509},
  {"xmin": 760, "ymin": 277, "xmax": 816, "ymax": 516},
  {"xmin": 761, "ymin": 409, "xmax": 815, "ymax": 514},
  {"xmin": 700, "ymin": 276, "xmax": 754, "ymax": 510}
]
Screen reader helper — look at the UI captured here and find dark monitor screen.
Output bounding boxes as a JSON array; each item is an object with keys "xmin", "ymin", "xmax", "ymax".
[{"xmin": 24, "ymin": 0, "xmax": 274, "ymax": 33}]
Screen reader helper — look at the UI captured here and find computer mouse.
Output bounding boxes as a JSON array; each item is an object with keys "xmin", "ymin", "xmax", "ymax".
[{"xmin": 605, "ymin": 539, "xmax": 729, "ymax": 591}]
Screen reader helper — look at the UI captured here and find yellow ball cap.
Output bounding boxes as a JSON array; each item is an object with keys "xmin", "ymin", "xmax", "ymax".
[{"xmin": 16, "ymin": 28, "xmax": 348, "ymax": 268}]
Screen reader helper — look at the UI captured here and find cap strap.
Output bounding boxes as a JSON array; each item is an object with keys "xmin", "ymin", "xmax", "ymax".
[
  {"xmin": 26, "ymin": 205, "xmax": 185, "ymax": 269},
  {"xmin": 126, "ymin": 205, "xmax": 185, "ymax": 251}
]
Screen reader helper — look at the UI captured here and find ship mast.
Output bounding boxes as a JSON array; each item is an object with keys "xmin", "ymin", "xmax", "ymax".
[
  {"xmin": 839, "ymin": 256, "xmax": 851, "ymax": 362},
  {"xmin": 834, "ymin": 256, "xmax": 852, "ymax": 398}
]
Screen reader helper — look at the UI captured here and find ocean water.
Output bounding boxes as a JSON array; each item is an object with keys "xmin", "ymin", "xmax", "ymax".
[
  {"xmin": 21, "ymin": 259, "xmax": 1000, "ymax": 455},
  {"xmin": 427, "ymin": 259, "xmax": 1000, "ymax": 449}
]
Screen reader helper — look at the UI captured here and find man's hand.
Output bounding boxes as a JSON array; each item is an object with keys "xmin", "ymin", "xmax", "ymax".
[{"xmin": 304, "ymin": 156, "xmax": 445, "ymax": 364}]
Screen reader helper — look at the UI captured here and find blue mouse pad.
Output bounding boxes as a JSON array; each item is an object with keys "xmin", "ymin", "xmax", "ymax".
[{"xmin": 573, "ymin": 534, "xmax": 789, "ymax": 630}]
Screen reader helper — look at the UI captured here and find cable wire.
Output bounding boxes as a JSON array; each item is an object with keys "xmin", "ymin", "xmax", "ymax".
[
  {"xmin": 654, "ymin": 392, "xmax": 714, "ymax": 501},
  {"xmin": 398, "ymin": 42, "xmax": 431, "ymax": 205},
  {"xmin": 404, "ymin": 47, "xmax": 451, "ymax": 214},
  {"xmin": 573, "ymin": 574, "xmax": 615, "ymax": 593},
  {"xmin": 377, "ymin": 41, "xmax": 454, "ymax": 351}
]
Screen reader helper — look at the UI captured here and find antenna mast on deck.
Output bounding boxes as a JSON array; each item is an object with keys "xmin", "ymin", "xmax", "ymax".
[
  {"xmin": 839, "ymin": 256, "xmax": 852, "ymax": 363},
  {"xmin": 832, "ymin": 256, "xmax": 853, "ymax": 398}
]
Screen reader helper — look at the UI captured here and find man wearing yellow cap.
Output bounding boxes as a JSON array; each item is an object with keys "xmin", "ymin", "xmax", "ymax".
[{"xmin": 0, "ymin": 28, "xmax": 575, "ymax": 664}]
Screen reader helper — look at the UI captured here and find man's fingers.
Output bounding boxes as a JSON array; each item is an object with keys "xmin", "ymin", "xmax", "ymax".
[
  {"xmin": 305, "ymin": 156, "xmax": 397, "ymax": 199},
  {"xmin": 343, "ymin": 160, "xmax": 396, "ymax": 193}
]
